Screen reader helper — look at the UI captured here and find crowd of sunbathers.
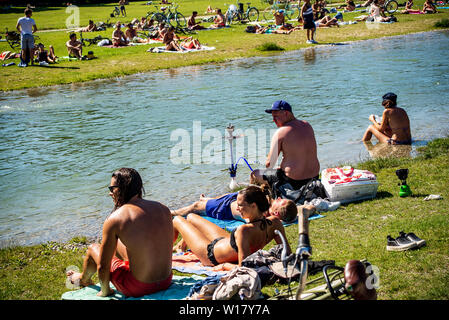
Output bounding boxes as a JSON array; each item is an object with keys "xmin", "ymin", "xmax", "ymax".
[{"xmin": 12, "ymin": 0, "xmax": 442, "ymax": 66}]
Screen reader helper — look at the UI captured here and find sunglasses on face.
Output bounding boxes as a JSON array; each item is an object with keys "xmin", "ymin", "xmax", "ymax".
[{"xmin": 108, "ymin": 185, "xmax": 119, "ymax": 192}]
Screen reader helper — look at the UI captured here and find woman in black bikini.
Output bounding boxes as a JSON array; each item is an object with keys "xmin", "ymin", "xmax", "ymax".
[{"xmin": 172, "ymin": 185, "xmax": 291, "ymax": 268}]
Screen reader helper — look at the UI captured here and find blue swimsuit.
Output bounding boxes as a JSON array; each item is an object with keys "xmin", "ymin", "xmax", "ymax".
[{"xmin": 205, "ymin": 192, "xmax": 238, "ymax": 220}]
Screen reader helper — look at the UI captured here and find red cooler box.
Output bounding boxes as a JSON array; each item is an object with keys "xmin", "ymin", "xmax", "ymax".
[{"xmin": 321, "ymin": 167, "xmax": 379, "ymax": 204}]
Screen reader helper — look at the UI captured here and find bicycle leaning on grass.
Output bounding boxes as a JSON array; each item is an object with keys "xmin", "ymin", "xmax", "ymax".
[
  {"xmin": 146, "ymin": 3, "xmax": 187, "ymax": 28},
  {"xmin": 226, "ymin": 1, "xmax": 260, "ymax": 24}
]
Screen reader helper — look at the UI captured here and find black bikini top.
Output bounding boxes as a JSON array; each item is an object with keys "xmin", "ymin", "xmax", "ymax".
[{"xmin": 229, "ymin": 217, "xmax": 273, "ymax": 253}]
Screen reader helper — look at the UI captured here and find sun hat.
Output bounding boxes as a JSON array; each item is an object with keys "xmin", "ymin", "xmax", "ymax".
[{"xmin": 265, "ymin": 100, "xmax": 292, "ymax": 113}]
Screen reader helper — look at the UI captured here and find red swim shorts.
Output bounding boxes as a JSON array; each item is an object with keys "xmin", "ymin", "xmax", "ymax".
[{"xmin": 110, "ymin": 257, "xmax": 172, "ymax": 298}]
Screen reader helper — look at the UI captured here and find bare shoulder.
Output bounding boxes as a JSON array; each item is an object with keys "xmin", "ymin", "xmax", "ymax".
[{"xmin": 268, "ymin": 216, "xmax": 283, "ymax": 228}]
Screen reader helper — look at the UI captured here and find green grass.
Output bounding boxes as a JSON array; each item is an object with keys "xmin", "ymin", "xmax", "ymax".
[
  {"xmin": 1, "ymin": 137, "xmax": 448, "ymax": 300},
  {"xmin": 1, "ymin": 1, "xmax": 448, "ymax": 91},
  {"xmin": 256, "ymin": 41, "xmax": 285, "ymax": 51},
  {"xmin": 435, "ymin": 18, "xmax": 449, "ymax": 28}
]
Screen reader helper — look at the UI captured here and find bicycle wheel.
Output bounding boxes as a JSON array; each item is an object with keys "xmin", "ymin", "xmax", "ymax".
[
  {"xmin": 263, "ymin": 7, "xmax": 274, "ymax": 22},
  {"xmin": 151, "ymin": 12, "xmax": 167, "ymax": 25},
  {"xmin": 113, "ymin": 8, "xmax": 120, "ymax": 17},
  {"xmin": 7, "ymin": 39, "xmax": 20, "ymax": 50},
  {"xmin": 145, "ymin": 11, "xmax": 154, "ymax": 20},
  {"xmin": 385, "ymin": 0, "xmax": 398, "ymax": 14},
  {"xmin": 175, "ymin": 13, "xmax": 187, "ymax": 27},
  {"xmin": 247, "ymin": 7, "xmax": 259, "ymax": 22}
]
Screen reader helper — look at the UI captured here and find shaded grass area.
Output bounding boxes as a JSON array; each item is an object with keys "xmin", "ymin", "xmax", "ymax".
[
  {"xmin": 0, "ymin": 138, "xmax": 448, "ymax": 300},
  {"xmin": 1, "ymin": 1, "xmax": 448, "ymax": 91}
]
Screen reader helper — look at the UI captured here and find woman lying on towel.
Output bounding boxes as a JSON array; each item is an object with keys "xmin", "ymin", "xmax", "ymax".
[
  {"xmin": 171, "ymin": 184, "xmax": 298, "ymax": 224},
  {"xmin": 163, "ymin": 26, "xmax": 183, "ymax": 51},
  {"xmin": 172, "ymin": 186, "xmax": 292, "ymax": 269}
]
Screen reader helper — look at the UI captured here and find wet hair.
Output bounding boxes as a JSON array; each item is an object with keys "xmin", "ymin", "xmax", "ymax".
[
  {"xmin": 238, "ymin": 185, "xmax": 270, "ymax": 213},
  {"xmin": 278, "ymin": 199, "xmax": 298, "ymax": 223},
  {"xmin": 111, "ymin": 168, "xmax": 145, "ymax": 210}
]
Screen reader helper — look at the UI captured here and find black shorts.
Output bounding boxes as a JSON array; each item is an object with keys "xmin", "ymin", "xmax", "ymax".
[
  {"xmin": 262, "ymin": 168, "xmax": 318, "ymax": 190},
  {"xmin": 303, "ymin": 19, "xmax": 316, "ymax": 30}
]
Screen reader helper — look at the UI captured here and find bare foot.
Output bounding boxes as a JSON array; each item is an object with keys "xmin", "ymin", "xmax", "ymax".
[{"xmin": 66, "ymin": 270, "xmax": 94, "ymax": 287}]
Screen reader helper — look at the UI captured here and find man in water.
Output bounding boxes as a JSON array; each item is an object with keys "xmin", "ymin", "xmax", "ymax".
[
  {"xmin": 66, "ymin": 168, "xmax": 173, "ymax": 297},
  {"xmin": 251, "ymin": 100, "xmax": 321, "ymax": 192},
  {"xmin": 362, "ymin": 92, "xmax": 411, "ymax": 145}
]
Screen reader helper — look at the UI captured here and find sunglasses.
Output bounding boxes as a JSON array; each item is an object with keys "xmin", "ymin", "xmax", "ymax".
[{"xmin": 108, "ymin": 185, "xmax": 119, "ymax": 192}]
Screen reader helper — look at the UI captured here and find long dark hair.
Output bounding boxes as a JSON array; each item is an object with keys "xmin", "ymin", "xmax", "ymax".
[
  {"xmin": 111, "ymin": 168, "xmax": 145, "ymax": 210},
  {"xmin": 238, "ymin": 185, "xmax": 271, "ymax": 213}
]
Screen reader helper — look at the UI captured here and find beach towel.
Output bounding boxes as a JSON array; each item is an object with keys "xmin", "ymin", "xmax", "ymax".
[
  {"xmin": 172, "ymin": 251, "xmax": 229, "ymax": 277},
  {"xmin": 61, "ymin": 274, "xmax": 204, "ymax": 300},
  {"xmin": 203, "ymin": 213, "xmax": 325, "ymax": 232},
  {"xmin": 147, "ymin": 45, "xmax": 216, "ymax": 53}
]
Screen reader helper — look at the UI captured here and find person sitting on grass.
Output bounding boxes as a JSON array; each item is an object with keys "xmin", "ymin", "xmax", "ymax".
[
  {"xmin": 66, "ymin": 168, "xmax": 173, "ymax": 298},
  {"xmin": 162, "ymin": 26, "xmax": 182, "ymax": 51},
  {"xmin": 401, "ymin": 0, "xmax": 415, "ymax": 13},
  {"xmin": 274, "ymin": 9, "xmax": 286, "ymax": 26},
  {"xmin": 35, "ymin": 43, "xmax": 57, "ymax": 64},
  {"xmin": 66, "ymin": 33, "xmax": 83, "ymax": 59},
  {"xmin": 370, "ymin": 0, "xmax": 395, "ymax": 22},
  {"xmin": 422, "ymin": 0, "xmax": 437, "ymax": 13},
  {"xmin": 188, "ymin": 11, "xmax": 206, "ymax": 30},
  {"xmin": 210, "ymin": 8, "xmax": 226, "ymax": 28},
  {"xmin": 172, "ymin": 185, "xmax": 297, "ymax": 269},
  {"xmin": 125, "ymin": 23, "xmax": 147, "ymax": 43},
  {"xmin": 338, "ymin": 0, "xmax": 356, "ymax": 11},
  {"xmin": 112, "ymin": 22, "xmax": 128, "ymax": 46}
]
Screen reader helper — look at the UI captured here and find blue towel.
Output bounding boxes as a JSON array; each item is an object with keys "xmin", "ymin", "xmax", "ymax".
[
  {"xmin": 61, "ymin": 275, "xmax": 205, "ymax": 300},
  {"xmin": 203, "ymin": 213, "xmax": 325, "ymax": 232}
]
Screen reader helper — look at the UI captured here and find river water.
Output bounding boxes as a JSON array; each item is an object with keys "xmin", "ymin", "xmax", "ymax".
[{"xmin": 0, "ymin": 31, "xmax": 448, "ymax": 247}]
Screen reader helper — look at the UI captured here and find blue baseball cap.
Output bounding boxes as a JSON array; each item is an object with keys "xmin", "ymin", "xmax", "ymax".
[{"xmin": 265, "ymin": 100, "xmax": 292, "ymax": 113}]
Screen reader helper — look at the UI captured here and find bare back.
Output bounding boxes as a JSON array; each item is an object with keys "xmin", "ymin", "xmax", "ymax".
[
  {"xmin": 111, "ymin": 198, "xmax": 173, "ymax": 283},
  {"xmin": 277, "ymin": 119, "xmax": 320, "ymax": 180},
  {"xmin": 383, "ymin": 107, "xmax": 411, "ymax": 142}
]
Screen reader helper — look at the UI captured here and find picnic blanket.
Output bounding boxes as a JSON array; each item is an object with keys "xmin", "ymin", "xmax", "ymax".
[
  {"xmin": 147, "ymin": 45, "xmax": 216, "ymax": 53},
  {"xmin": 172, "ymin": 251, "xmax": 229, "ymax": 277},
  {"xmin": 61, "ymin": 274, "xmax": 204, "ymax": 300}
]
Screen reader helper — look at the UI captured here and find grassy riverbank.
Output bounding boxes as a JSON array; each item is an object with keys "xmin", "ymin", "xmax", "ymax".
[
  {"xmin": 1, "ymin": 1, "xmax": 448, "ymax": 91},
  {"xmin": 0, "ymin": 137, "xmax": 448, "ymax": 300}
]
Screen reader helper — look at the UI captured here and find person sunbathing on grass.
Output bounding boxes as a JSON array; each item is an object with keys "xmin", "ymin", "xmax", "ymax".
[
  {"xmin": 163, "ymin": 26, "xmax": 183, "ymax": 51},
  {"xmin": 35, "ymin": 43, "xmax": 57, "ymax": 64},
  {"xmin": 179, "ymin": 36, "xmax": 202, "ymax": 50},
  {"xmin": 112, "ymin": 22, "xmax": 128, "ymax": 46},
  {"xmin": 171, "ymin": 184, "xmax": 298, "ymax": 223},
  {"xmin": 315, "ymin": 14, "xmax": 340, "ymax": 27},
  {"xmin": 188, "ymin": 11, "xmax": 206, "ymax": 30},
  {"xmin": 172, "ymin": 185, "xmax": 302, "ymax": 269}
]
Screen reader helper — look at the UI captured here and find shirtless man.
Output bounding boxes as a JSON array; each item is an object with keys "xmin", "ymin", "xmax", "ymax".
[
  {"xmin": 210, "ymin": 8, "xmax": 226, "ymax": 28},
  {"xmin": 274, "ymin": 10, "xmax": 285, "ymax": 26},
  {"xmin": 112, "ymin": 22, "xmax": 128, "ymax": 46},
  {"xmin": 251, "ymin": 100, "xmax": 320, "ymax": 191},
  {"xmin": 66, "ymin": 168, "xmax": 173, "ymax": 297},
  {"xmin": 362, "ymin": 93, "xmax": 412, "ymax": 145},
  {"xmin": 66, "ymin": 33, "xmax": 83, "ymax": 59},
  {"xmin": 188, "ymin": 11, "xmax": 206, "ymax": 30}
]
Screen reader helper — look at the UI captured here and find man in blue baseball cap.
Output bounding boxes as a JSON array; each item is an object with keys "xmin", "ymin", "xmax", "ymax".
[
  {"xmin": 362, "ymin": 93, "xmax": 411, "ymax": 145},
  {"xmin": 251, "ymin": 100, "xmax": 321, "ymax": 195}
]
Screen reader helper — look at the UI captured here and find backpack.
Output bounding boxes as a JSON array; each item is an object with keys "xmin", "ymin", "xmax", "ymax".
[{"xmin": 245, "ymin": 25, "xmax": 256, "ymax": 33}]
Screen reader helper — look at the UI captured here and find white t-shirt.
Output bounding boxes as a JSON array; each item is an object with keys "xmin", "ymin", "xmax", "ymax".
[{"xmin": 17, "ymin": 17, "xmax": 36, "ymax": 35}]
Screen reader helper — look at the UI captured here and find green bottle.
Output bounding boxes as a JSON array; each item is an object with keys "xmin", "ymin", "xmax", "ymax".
[
  {"xmin": 399, "ymin": 184, "xmax": 412, "ymax": 197},
  {"xmin": 396, "ymin": 169, "xmax": 412, "ymax": 197}
]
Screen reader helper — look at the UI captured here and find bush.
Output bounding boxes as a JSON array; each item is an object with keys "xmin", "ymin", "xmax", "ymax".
[
  {"xmin": 256, "ymin": 42, "xmax": 285, "ymax": 52},
  {"xmin": 435, "ymin": 18, "xmax": 449, "ymax": 28}
]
